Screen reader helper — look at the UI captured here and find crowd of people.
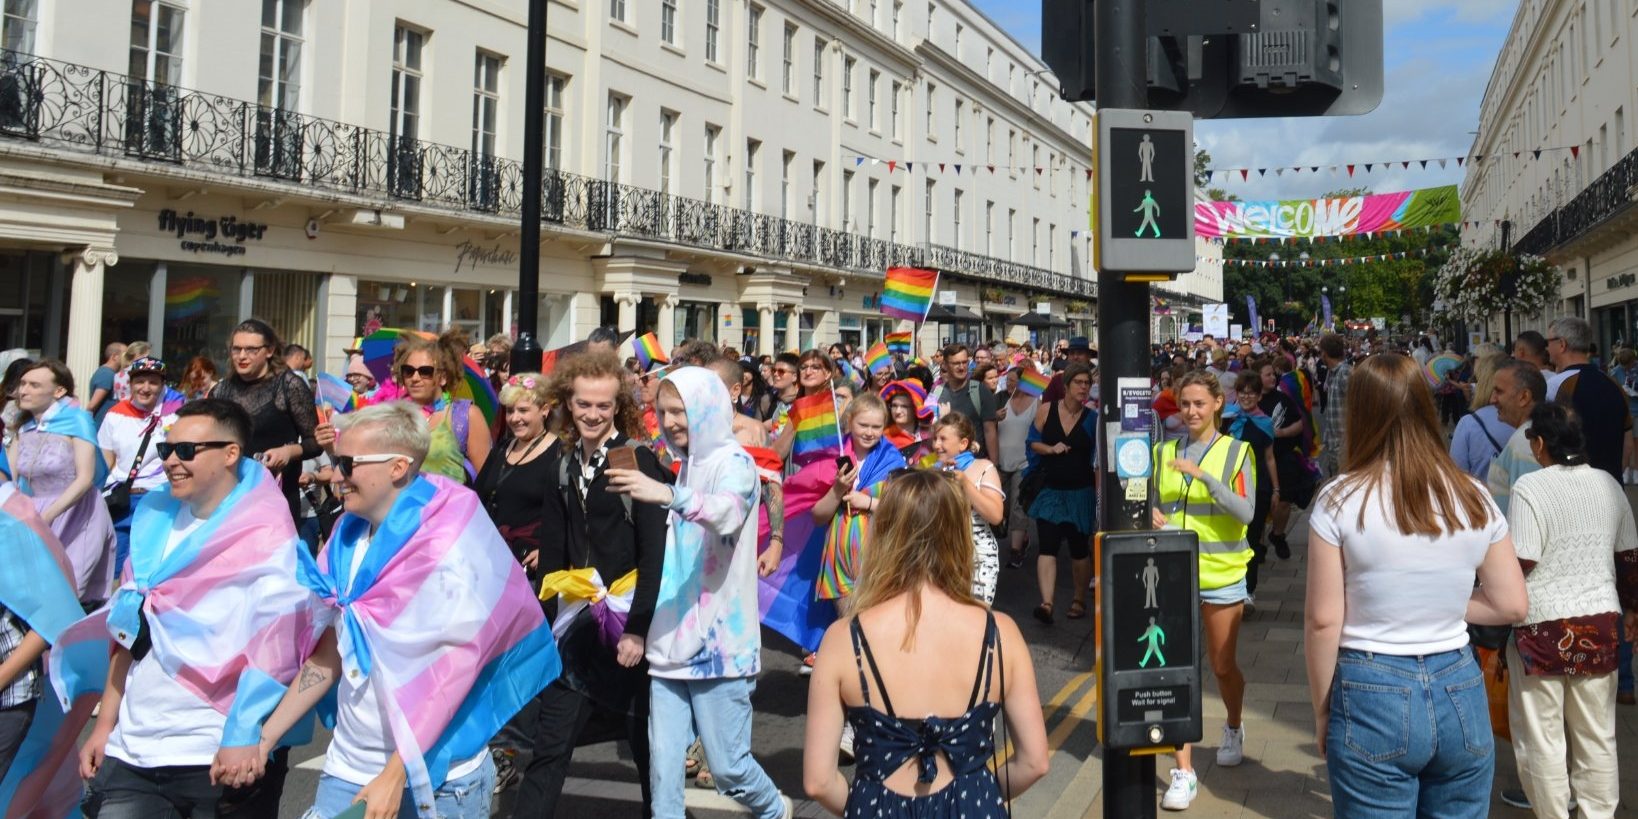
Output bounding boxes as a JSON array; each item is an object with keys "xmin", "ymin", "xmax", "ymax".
[{"xmin": 0, "ymin": 312, "xmax": 1635, "ymax": 818}]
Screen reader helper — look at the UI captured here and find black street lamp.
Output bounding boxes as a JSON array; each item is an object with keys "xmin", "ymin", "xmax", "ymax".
[{"xmin": 511, "ymin": 0, "xmax": 548, "ymax": 375}]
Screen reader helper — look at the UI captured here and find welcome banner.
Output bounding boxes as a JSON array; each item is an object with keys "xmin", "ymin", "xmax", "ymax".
[{"xmin": 1196, "ymin": 185, "xmax": 1461, "ymax": 239}]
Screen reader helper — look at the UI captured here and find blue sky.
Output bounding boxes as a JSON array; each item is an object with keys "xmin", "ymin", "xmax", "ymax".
[{"xmin": 972, "ymin": 0, "xmax": 1516, "ymax": 199}]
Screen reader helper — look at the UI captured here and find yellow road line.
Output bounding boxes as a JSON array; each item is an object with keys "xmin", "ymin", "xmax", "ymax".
[{"xmin": 992, "ymin": 669, "xmax": 1095, "ymax": 769}]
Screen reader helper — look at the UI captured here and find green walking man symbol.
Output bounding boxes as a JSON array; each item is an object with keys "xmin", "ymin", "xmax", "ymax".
[
  {"xmin": 1138, "ymin": 617, "xmax": 1167, "ymax": 667},
  {"xmin": 1134, "ymin": 190, "xmax": 1162, "ymax": 238}
]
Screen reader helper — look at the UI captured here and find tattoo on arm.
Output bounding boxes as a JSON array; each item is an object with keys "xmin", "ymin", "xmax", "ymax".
[
  {"xmin": 296, "ymin": 662, "xmax": 331, "ymax": 694},
  {"xmin": 764, "ymin": 482, "xmax": 785, "ymax": 537}
]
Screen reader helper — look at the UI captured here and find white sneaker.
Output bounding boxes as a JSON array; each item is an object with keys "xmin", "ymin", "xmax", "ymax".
[
  {"xmin": 1243, "ymin": 595, "xmax": 1257, "ymax": 612},
  {"xmin": 1161, "ymin": 768, "xmax": 1198, "ymax": 810},
  {"xmin": 779, "ymin": 794, "xmax": 795, "ymax": 818},
  {"xmin": 1217, "ymin": 725, "xmax": 1245, "ymax": 767},
  {"xmin": 839, "ymin": 721, "xmax": 856, "ymax": 764}
]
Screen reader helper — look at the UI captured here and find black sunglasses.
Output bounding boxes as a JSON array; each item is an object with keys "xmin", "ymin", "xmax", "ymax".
[
  {"xmin": 157, "ymin": 441, "xmax": 233, "ymax": 461},
  {"xmin": 399, "ymin": 364, "xmax": 437, "ymax": 380}
]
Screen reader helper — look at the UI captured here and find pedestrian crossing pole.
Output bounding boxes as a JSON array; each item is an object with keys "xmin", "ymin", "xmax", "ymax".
[
  {"xmin": 511, "ymin": 0, "xmax": 548, "ymax": 376},
  {"xmin": 1094, "ymin": 2, "xmax": 1158, "ymax": 816}
]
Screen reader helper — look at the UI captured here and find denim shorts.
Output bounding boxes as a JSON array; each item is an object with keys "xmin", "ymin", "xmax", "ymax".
[
  {"xmin": 1200, "ymin": 577, "xmax": 1249, "ymax": 605},
  {"xmin": 301, "ymin": 754, "xmax": 495, "ymax": 819}
]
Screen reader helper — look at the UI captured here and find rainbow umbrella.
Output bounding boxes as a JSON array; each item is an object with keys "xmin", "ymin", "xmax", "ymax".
[
  {"xmin": 358, "ymin": 328, "xmax": 499, "ymax": 426},
  {"xmin": 1425, "ymin": 352, "xmax": 1464, "ymax": 387}
]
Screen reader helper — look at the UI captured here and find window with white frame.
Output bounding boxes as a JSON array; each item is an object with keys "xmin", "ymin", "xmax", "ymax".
[
  {"xmin": 131, "ymin": 0, "xmax": 186, "ymax": 86},
  {"xmin": 1007, "ymin": 208, "xmax": 1015, "ymax": 260},
  {"xmin": 985, "ymin": 116, "xmax": 993, "ymax": 162},
  {"xmin": 984, "ymin": 200, "xmax": 993, "ymax": 254},
  {"xmin": 610, "ymin": 0, "xmax": 626, "ymax": 24},
  {"xmin": 1048, "ymin": 223, "xmax": 1056, "ymax": 269},
  {"xmin": 924, "ymin": 179, "xmax": 935, "ymax": 242},
  {"xmin": 985, "ymin": 47, "xmax": 993, "ymax": 79},
  {"xmin": 889, "ymin": 184, "xmax": 900, "ymax": 243},
  {"xmin": 843, "ymin": 56, "xmax": 855, "ymax": 118},
  {"xmin": 925, "ymin": 82, "xmax": 935, "ymax": 132},
  {"xmin": 953, "ymin": 99, "xmax": 963, "ymax": 148},
  {"xmin": 472, "ymin": 52, "xmax": 501, "ymax": 159},
  {"xmin": 705, "ymin": 0, "xmax": 720, "ymax": 61},
  {"xmin": 813, "ymin": 37, "xmax": 826, "ymax": 106},
  {"xmin": 952, "ymin": 189, "xmax": 963, "ymax": 249},
  {"xmin": 1031, "ymin": 217, "xmax": 1039, "ymax": 265},
  {"xmin": 703, "ymin": 124, "xmax": 719, "ymax": 203},
  {"xmin": 781, "ymin": 150, "xmax": 794, "ymax": 218},
  {"xmin": 659, "ymin": 110, "xmax": 677, "ymax": 193},
  {"xmin": 259, "ymin": 0, "xmax": 303, "ymax": 112},
  {"xmin": 954, "ymin": 23, "xmax": 962, "ymax": 55},
  {"xmin": 544, "ymin": 73, "xmax": 567, "ymax": 170},
  {"xmin": 783, "ymin": 24, "xmax": 796, "ymax": 95},
  {"xmin": 2, "ymin": 0, "xmax": 37, "ymax": 55},
  {"xmin": 1032, "ymin": 144, "xmax": 1040, "ymax": 188},
  {"xmin": 867, "ymin": 178, "xmax": 878, "ymax": 237},
  {"xmin": 747, "ymin": 5, "xmax": 762, "ymax": 78},
  {"xmin": 605, "ymin": 93, "xmax": 626, "ymax": 182},
  {"xmin": 388, "ymin": 25, "xmax": 423, "ymax": 143},
  {"xmin": 868, "ymin": 0, "xmax": 878, "ymax": 27},
  {"xmin": 892, "ymin": 2, "xmax": 901, "ymax": 39},
  {"xmin": 890, "ymin": 81, "xmax": 901, "ymax": 139},
  {"xmin": 745, "ymin": 138, "xmax": 759, "ymax": 209},
  {"xmin": 661, "ymin": 0, "xmax": 677, "ymax": 44},
  {"xmin": 1007, "ymin": 129, "xmax": 1015, "ymax": 169},
  {"xmin": 812, "ymin": 160, "xmax": 825, "ymax": 224},
  {"xmin": 842, "ymin": 169, "xmax": 854, "ymax": 230},
  {"xmin": 868, "ymin": 69, "xmax": 879, "ymax": 129}
]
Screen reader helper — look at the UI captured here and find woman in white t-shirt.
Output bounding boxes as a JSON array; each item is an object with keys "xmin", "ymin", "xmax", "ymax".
[{"xmin": 1304, "ymin": 353, "xmax": 1527, "ymax": 818}]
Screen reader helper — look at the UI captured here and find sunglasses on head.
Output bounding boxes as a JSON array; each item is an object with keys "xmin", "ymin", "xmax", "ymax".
[
  {"xmin": 157, "ymin": 441, "xmax": 233, "ymax": 461},
  {"xmin": 399, "ymin": 365, "xmax": 437, "ymax": 380},
  {"xmin": 335, "ymin": 453, "xmax": 409, "ymax": 479}
]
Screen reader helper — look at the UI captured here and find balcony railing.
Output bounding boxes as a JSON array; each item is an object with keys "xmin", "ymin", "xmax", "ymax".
[
  {"xmin": 0, "ymin": 48, "xmax": 1092, "ymax": 298},
  {"xmin": 1513, "ymin": 141, "xmax": 1638, "ymax": 257}
]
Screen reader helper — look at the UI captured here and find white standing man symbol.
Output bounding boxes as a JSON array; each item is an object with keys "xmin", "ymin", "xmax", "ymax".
[
  {"xmin": 1141, "ymin": 557, "xmax": 1159, "ymax": 609},
  {"xmin": 1138, "ymin": 133, "xmax": 1155, "ymax": 182}
]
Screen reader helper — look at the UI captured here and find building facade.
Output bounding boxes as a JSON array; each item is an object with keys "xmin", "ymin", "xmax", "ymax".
[
  {"xmin": 0, "ymin": 0, "xmax": 1099, "ymax": 382},
  {"xmin": 1462, "ymin": 0, "xmax": 1638, "ymax": 351}
]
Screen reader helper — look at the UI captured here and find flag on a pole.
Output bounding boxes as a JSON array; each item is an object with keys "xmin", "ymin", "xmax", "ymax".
[
  {"xmin": 1321, "ymin": 295, "xmax": 1333, "ymax": 330},
  {"xmin": 632, "ymin": 332, "xmax": 668, "ymax": 371},
  {"xmin": 1014, "ymin": 367, "xmax": 1050, "ymax": 398},
  {"xmin": 882, "ymin": 267, "xmax": 939, "ymax": 323},
  {"xmin": 884, "ymin": 331, "xmax": 913, "ymax": 356},
  {"xmin": 788, "ymin": 391, "xmax": 843, "ymax": 461},
  {"xmin": 1246, "ymin": 295, "xmax": 1261, "ymax": 334},
  {"xmin": 864, "ymin": 342, "xmax": 893, "ymax": 375},
  {"xmin": 315, "ymin": 372, "xmax": 358, "ymax": 415}
]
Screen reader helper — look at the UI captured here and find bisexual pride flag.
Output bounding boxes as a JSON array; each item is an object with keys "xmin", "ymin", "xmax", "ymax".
[
  {"xmin": 788, "ymin": 390, "xmax": 843, "ymax": 463},
  {"xmin": 633, "ymin": 332, "xmax": 668, "ymax": 371},
  {"xmin": 864, "ymin": 341, "xmax": 893, "ymax": 375},
  {"xmin": 882, "ymin": 267, "xmax": 939, "ymax": 323},
  {"xmin": 885, "ymin": 331, "xmax": 913, "ymax": 356}
]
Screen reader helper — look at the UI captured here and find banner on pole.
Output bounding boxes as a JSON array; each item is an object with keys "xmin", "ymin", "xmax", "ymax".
[{"xmin": 1196, "ymin": 185, "xmax": 1460, "ymax": 239}]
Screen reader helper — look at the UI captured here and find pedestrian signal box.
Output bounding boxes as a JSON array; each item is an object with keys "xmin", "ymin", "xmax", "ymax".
[
  {"xmin": 1096, "ymin": 529, "xmax": 1202, "ymax": 750},
  {"xmin": 1094, "ymin": 108, "xmax": 1195, "ymax": 276}
]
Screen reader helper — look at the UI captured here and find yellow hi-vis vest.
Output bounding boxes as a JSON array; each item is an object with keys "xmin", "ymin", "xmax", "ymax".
[{"xmin": 1153, "ymin": 436, "xmax": 1253, "ymax": 590}]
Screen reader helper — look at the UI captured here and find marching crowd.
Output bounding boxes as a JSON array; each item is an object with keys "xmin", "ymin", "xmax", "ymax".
[{"xmin": 0, "ymin": 312, "xmax": 1634, "ymax": 818}]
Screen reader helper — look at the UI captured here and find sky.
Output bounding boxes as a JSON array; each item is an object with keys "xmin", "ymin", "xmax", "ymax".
[{"xmin": 972, "ymin": 0, "xmax": 1517, "ymax": 200}]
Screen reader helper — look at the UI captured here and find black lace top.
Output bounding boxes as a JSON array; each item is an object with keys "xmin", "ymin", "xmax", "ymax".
[{"xmin": 211, "ymin": 368, "xmax": 320, "ymax": 519}]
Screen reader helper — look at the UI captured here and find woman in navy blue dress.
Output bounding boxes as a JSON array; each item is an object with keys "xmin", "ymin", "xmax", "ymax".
[{"xmin": 802, "ymin": 469, "xmax": 1049, "ymax": 817}]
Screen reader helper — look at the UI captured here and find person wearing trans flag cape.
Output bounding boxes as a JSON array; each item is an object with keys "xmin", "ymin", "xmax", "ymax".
[
  {"xmin": 0, "ymin": 481, "xmax": 87, "ymax": 814},
  {"xmin": 250, "ymin": 401, "xmax": 559, "ymax": 819},
  {"xmin": 59, "ymin": 399, "xmax": 323, "ymax": 819},
  {"xmin": 606, "ymin": 366, "xmax": 795, "ymax": 819}
]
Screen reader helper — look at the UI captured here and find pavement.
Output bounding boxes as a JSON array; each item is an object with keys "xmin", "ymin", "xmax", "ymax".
[{"xmin": 264, "ymin": 498, "xmax": 1638, "ymax": 818}]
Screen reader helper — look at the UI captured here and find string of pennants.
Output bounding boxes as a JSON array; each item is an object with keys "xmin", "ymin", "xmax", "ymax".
[
  {"xmin": 1210, "ymin": 248, "xmax": 1433, "ymax": 268},
  {"xmin": 1205, "ymin": 144, "xmax": 1592, "ymax": 183},
  {"xmin": 1211, "ymin": 222, "xmax": 1505, "ymax": 244},
  {"xmin": 843, "ymin": 154, "xmax": 1091, "ymax": 178}
]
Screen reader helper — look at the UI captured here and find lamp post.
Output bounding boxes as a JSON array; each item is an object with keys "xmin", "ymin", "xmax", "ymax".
[{"xmin": 510, "ymin": 0, "xmax": 549, "ymax": 375}]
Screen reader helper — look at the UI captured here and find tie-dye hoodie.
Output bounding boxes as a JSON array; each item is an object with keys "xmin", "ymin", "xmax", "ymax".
[{"xmin": 645, "ymin": 366, "xmax": 763, "ymax": 679}]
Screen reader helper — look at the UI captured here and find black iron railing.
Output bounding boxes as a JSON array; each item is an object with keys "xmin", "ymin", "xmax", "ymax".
[
  {"xmin": 1513, "ymin": 141, "xmax": 1638, "ymax": 257},
  {"xmin": 0, "ymin": 49, "xmax": 1093, "ymax": 298}
]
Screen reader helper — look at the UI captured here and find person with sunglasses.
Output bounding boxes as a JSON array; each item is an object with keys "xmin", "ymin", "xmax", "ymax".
[
  {"xmin": 71, "ymin": 399, "xmax": 322, "ymax": 819},
  {"xmin": 385, "ymin": 332, "xmax": 492, "ymax": 483},
  {"xmin": 771, "ymin": 352, "xmax": 837, "ymax": 464},
  {"xmin": 97, "ymin": 357, "xmax": 182, "ymax": 577},
  {"xmin": 247, "ymin": 401, "xmax": 555, "ymax": 819},
  {"xmin": 209, "ymin": 319, "xmax": 320, "ymax": 524}
]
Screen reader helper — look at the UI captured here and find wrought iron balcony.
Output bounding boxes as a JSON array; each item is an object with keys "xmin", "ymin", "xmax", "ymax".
[
  {"xmin": 1513, "ymin": 141, "xmax": 1638, "ymax": 257},
  {"xmin": 0, "ymin": 48, "xmax": 1092, "ymax": 299}
]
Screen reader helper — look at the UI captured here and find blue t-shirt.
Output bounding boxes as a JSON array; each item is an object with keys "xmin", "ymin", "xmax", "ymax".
[{"xmin": 90, "ymin": 366, "xmax": 117, "ymax": 427}]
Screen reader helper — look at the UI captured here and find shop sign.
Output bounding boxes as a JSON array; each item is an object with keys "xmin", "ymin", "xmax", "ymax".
[
  {"xmin": 453, "ymin": 240, "xmax": 519, "ymax": 273},
  {"xmin": 1606, "ymin": 272, "xmax": 1636, "ymax": 291},
  {"xmin": 159, "ymin": 209, "xmax": 268, "ymax": 257},
  {"xmin": 679, "ymin": 272, "xmax": 714, "ymax": 286}
]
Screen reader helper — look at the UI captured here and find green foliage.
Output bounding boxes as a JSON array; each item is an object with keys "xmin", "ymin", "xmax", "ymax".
[
  {"xmin": 1194, "ymin": 144, "xmax": 1212, "ymax": 189},
  {"xmin": 1206, "ymin": 188, "xmax": 1238, "ymax": 202},
  {"xmin": 1321, "ymin": 187, "xmax": 1372, "ymax": 199}
]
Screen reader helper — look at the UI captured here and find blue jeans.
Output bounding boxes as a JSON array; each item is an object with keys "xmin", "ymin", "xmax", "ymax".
[
  {"xmin": 297, "ymin": 516, "xmax": 322, "ymax": 555},
  {"xmin": 301, "ymin": 754, "xmax": 495, "ymax": 819},
  {"xmin": 649, "ymin": 676, "xmax": 785, "ymax": 819},
  {"xmin": 112, "ymin": 507, "xmax": 134, "ymax": 579},
  {"xmin": 1325, "ymin": 647, "xmax": 1493, "ymax": 819},
  {"xmin": 1619, "ymin": 634, "xmax": 1633, "ymax": 694}
]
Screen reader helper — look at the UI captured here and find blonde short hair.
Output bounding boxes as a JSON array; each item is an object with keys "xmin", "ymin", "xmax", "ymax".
[
  {"xmin": 498, "ymin": 372, "xmax": 550, "ymax": 408},
  {"xmin": 339, "ymin": 401, "xmax": 431, "ymax": 466}
]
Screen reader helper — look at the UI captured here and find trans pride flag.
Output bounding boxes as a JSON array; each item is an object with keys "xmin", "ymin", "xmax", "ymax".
[
  {"xmin": 302, "ymin": 476, "xmax": 559, "ymax": 808},
  {"xmin": 882, "ymin": 267, "xmax": 939, "ymax": 323},
  {"xmin": 315, "ymin": 372, "xmax": 359, "ymax": 414},
  {"xmin": 0, "ymin": 485, "xmax": 90, "ymax": 818}
]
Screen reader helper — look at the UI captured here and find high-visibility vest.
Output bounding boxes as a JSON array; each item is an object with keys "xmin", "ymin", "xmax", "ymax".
[{"xmin": 1153, "ymin": 435, "xmax": 1253, "ymax": 590}]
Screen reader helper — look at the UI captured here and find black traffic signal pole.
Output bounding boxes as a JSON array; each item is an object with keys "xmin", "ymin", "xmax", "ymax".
[
  {"xmin": 511, "ymin": 0, "xmax": 548, "ymax": 375},
  {"xmin": 1096, "ymin": 2, "xmax": 1157, "ymax": 817}
]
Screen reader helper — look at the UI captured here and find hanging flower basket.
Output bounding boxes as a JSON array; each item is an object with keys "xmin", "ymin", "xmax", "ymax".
[{"xmin": 1432, "ymin": 248, "xmax": 1561, "ymax": 323}]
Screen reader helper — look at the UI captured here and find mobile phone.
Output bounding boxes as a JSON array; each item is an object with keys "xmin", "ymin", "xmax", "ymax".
[
  {"xmin": 835, "ymin": 455, "xmax": 854, "ymax": 472},
  {"xmin": 607, "ymin": 447, "xmax": 639, "ymax": 472}
]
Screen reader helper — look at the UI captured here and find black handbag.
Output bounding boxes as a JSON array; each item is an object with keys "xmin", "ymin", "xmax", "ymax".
[{"xmin": 106, "ymin": 415, "xmax": 160, "ymax": 520}]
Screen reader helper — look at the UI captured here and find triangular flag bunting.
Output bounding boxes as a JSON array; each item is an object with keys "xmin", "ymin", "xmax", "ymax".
[
  {"xmin": 1311, "ymin": 166, "xmax": 1320, "ymax": 173},
  {"xmin": 938, "ymin": 163, "xmax": 945, "ymax": 172},
  {"xmin": 1419, "ymin": 160, "xmax": 1428, "ymax": 169},
  {"xmin": 855, "ymin": 156, "xmax": 865, "ymax": 166},
  {"xmin": 1456, "ymin": 157, "xmax": 1465, "ymax": 167},
  {"xmin": 905, "ymin": 162, "xmax": 913, "ymax": 171},
  {"xmin": 1532, "ymin": 149, "xmax": 1541, "ymax": 160},
  {"xmin": 1258, "ymin": 168, "xmax": 1266, "ymax": 177},
  {"xmin": 1364, "ymin": 163, "xmax": 1373, "ymax": 173},
  {"xmin": 1401, "ymin": 161, "xmax": 1410, "ymax": 169},
  {"xmin": 1571, "ymin": 145, "xmax": 1581, "ymax": 159},
  {"xmin": 1347, "ymin": 164, "xmax": 1355, "ymax": 176},
  {"xmin": 953, "ymin": 164, "xmax": 961, "ymax": 174},
  {"xmin": 887, "ymin": 161, "xmax": 896, "ymax": 173},
  {"xmin": 1276, "ymin": 168, "xmax": 1285, "ymax": 176},
  {"xmin": 1239, "ymin": 169, "xmax": 1249, "ymax": 181},
  {"xmin": 1036, "ymin": 167, "xmax": 1043, "ymax": 175},
  {"xmin": 988, "ymin": 164, "xmax": 995, "ymax": 174}
]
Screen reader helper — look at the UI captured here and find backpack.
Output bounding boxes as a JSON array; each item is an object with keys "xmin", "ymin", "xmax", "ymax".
[{"xmin": 558, "ymin": 437, "xmax": 649, "ymax": 522}]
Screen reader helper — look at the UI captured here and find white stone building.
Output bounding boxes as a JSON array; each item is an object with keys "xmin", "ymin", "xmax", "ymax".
[
  {"xmin": 0, "ymin": 0, "xmax": 1097, "ymax": 381},
  {"xmin": 1461, "ymin": 0, "xmax": 1638, "ymax": 351}
]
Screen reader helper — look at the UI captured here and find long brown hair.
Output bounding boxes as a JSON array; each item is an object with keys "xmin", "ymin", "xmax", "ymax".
[
  {"xmin": 392, "ymin": 328, "xmax": 470, "ymax": 392},
  {"xmin": 547, "ymin": 351, "xmax": 645, "ymax": 445},
  {"xmin": 849, "ymin": 469, "xmax": 981, "ymax": 650},
  {"xmin": 1331, "ymin": 353, "xmax": 1490, "ymax": 536}
]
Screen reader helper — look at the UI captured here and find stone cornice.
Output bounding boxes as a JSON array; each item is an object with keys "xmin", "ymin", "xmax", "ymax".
[{"xmin": 915, "ymin": 41, "xmax": 1086, "ymax": 160}]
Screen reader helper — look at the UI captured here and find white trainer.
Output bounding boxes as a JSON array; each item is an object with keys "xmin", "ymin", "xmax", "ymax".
[
  {"xmin": 1217, "ymin": 724, "xmax": 1245, "ymax": 767},
  {"xmin": 1161, "ymin": 767, "xmax": 1198, "ymax": 811}
]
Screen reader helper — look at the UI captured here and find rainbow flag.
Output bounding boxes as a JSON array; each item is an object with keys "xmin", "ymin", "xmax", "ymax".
[
  {"xmin": 882, "ymin": 267, "xmax": 939, "ymax": 323},
  {"xmin": 864, "ymin": 342, "xmax": 893, "ymax": 375},
  {"xmin": 885, "ymin": 331, "xmax": 913, "ymax": 356},
  {"xmin": 835, "ymin": 358, "xmax": 866, "ymax": 391},
  {"xmin": 789, "ymin": 390, "xmax": 843, "ymax": 462},
  {"xmin": 165, "ymin": 277, "xmax": 218, "ymax": 320},
  {"xmin": 1015, "ymin": 367, "xmax": 1050, "ymax": 398},
  {"xmin": 633, "ymin": 332, "xmax": 668, "ymax": 371},
  {"xmin": 315, "ymin": 372, "xmax": 358, "ymax": 414}
]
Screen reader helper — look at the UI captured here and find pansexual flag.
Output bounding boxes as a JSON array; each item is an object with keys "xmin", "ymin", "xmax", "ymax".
[
  {"xmin": 885, "ymin": 331, "xmax": 913, "ymax": 356},
  {"xmin": 788, "ymin": 390, "xmax": 843, "ymax": 462},
  {"xmin": 882, "ymin": 267, "xmax": 939, "ymax": 323},
  {"xmin": 633, "ymin": 332, "xmax": 668, "ymax": 371},
  {"xmin": 1015, "ymin": 367, "xmax": 1051, "ymax": 398},
  {"xmin": 864, "ymin": 342, "xmax": 893, "ymax": 375}
]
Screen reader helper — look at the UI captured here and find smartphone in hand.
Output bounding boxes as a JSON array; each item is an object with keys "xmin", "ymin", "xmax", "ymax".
[
  {"xmin": 606, "ymin": 446, "xmax": 639, "ymax": 472},
  {"xmin": 835, "ymin": 455, "xmax": 854, "ymax": 472}
]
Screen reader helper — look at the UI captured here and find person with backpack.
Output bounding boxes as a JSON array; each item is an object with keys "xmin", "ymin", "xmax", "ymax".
[
  {"xmin": 1450, "ymin": 348, "xmax": 1515, "ymax": 480},
  {"xmin": 928, "ymin": 344, "xmax": 1001, "ymax": 462},
  {"xmin": 514, "ymin": 352, "xmax": 670, "ymax": 817}
]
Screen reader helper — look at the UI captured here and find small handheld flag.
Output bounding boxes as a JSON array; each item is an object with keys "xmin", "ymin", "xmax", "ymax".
[
  {"xmin": 633, "ymin": 332, "xmax": 669, "ymax": 371},
  {"xmin": 1015, "ymin": 367, "xmax": 1050, "ymax": 398},
  {"xmin": 864, "ymin": 342, "xmax": 893, "ymax": 375},
  {"xmin": 836, "ymin": 358, "xmax": 867, "ymax": 390},
  {"xmin": 885, "ymin": 331, "xmax": 913, "ymax": 356},
  {"xmin": 315, "ymin": 373, "xmax": 357, "ymax": 416},
  {"xmin": 788, "ymin": 391, "xmax": 843, "ymax": 460},
  {"xmin": 882, "ymin": 267, "xmax": 939, "ymax": 323}
]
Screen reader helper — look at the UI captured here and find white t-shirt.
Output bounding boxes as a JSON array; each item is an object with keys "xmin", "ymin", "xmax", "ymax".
[
  {"xmin": 323, "ymin": 535, "xmax": 485, "ymax": 786},
  {"xmin": 106, "ymin": 510, "xmax": 223, "ymax": 767},
  {"xmin": 96, "ymin": 405, "xmax": 176, "ymax": 492},
  {"xmin": 1308, "ymin": 474, "xmax": 1508, "ymax": 655}
]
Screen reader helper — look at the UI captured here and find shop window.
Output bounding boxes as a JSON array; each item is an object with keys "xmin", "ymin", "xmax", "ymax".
[
  {"xmin": 153, "ymin": 265, "xmax": 244, "ymax": 372},
  {"xmin": 0, "ymin": 251, "xmax": 50, "ymax": 352},
  {"xmin": 675, "ymin": 300, "xmax": 718, "ymax": 346},
  {"xmin": 599, "ymin": 294, "xmax": 658, "ymax": 337}
]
